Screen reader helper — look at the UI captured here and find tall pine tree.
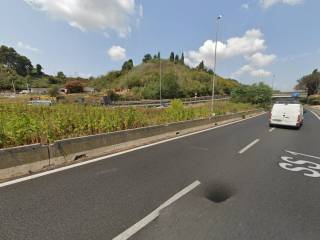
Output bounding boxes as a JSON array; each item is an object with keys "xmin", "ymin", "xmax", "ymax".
[
  {"xmin": 174, "ymin": 54, "xmax": 179, "ymax": 64},
  {"xmin": 169, "ymin": 52, "xmax": 175, "ymax": 62},
  {"xmin": 196, "ymin": 61, "xmax": 205, "ymax": 71},
  {"xmin": 180, "ymin": 53, "xmax": 185, "ymax": 65}
]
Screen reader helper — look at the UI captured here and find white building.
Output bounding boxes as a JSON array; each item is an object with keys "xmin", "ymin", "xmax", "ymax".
[{"xmin": 30, "ymin": 88, "xmax": 49, "ymax": 94}]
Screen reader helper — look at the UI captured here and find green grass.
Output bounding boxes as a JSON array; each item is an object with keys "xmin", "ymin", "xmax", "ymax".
[{"xmin": 0, "ymin": 100, "xmax": 255, "ymax": 148}]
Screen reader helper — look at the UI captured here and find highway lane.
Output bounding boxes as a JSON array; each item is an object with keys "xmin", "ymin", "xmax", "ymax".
[
  {"xmin": 133, "ymin": 111, "xmax": 320, "ymax": 240},
  {"xmin": 0, "ymin": 111, "xmax": 319, "ymax": 240}
]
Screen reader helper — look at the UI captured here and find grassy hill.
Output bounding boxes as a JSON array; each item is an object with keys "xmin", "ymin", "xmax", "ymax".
[
  {"xmin": 0, "ymin": 44, "xmax": 241, "ymax": 100},
  {"xmin": 91, "ymin": 59, "xmax": 240, "ymax": 100}
]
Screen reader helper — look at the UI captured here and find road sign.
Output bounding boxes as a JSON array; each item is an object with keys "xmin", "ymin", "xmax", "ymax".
[{"xmin": 292, "ymin": 92, "xmax": 301, "ymax": 98}]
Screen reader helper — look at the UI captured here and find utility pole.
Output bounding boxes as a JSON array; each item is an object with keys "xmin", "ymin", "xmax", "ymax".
[
  {"xmin": 212, "ymin": 15, "xmax": 222, "ymax": 116},
  {"xmin": 11, "ymin": 79, "xmax": 16, "ymax": 94},
  {"xmin": 26, "ymin": 77, "xmax": 30, "ymax": 93}
]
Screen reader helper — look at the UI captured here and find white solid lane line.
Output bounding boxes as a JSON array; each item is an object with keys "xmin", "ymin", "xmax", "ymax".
[
  {"xmin": 112, "ymin": 180, "xmax": 201, "ymax": 240},
  {"xmin": 238, "ymin": 139, "xmax": 260, "ymax": 154},
  {"xmin": 310, "ymin": 110, "xmax": 320, "ymax": 121},
  {"xmin": 285, "ymin": 150, "xmax": 320, "ymax": 160},
  {"xmin": 0, "ymin": 113, "xmax": 265, "ymax": 188},
  {"xmin": 269, "ymin": 128, "xmax": 275, "ymax": 133}
]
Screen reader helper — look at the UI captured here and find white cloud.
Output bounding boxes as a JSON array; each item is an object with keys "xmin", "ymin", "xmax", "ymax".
[
  {"xmin": 185, "ymin": 29, "xmax": 266, "ymax": 68},
  {"xmin": 17, "ymin": 41, "xmax": 40, "ymax": 52},
  {"xmin": 24, "ymin": 0, "xmax": 143, "ymax": 37},
  {"xmin": 250, "ymin": 69, "xmax": 272, "ymax": 77},
  {"xmin": 184, "ymin": 28, "xmax": 276, "ymax": 79},
  {"xmin": 245, "ymin": 52, "xmax": 276, "ymax": 67},
  {"xmin": 260, "ymin": 0, "xmax": 303, "ymax": 8},
  {"xmin": 108, "ymin": 45, "xmax": 126, "ymax": 61},
  {"xmin": 241, "ymin": 3, "xmax": 249, "ymax": 10},
  {"xmin": 73, "ymin": 72, "xmax": 93, "ymax": 78},
  {"xmin": 233, "ymin": 65, "xmax": 272, "ymax": 78}
]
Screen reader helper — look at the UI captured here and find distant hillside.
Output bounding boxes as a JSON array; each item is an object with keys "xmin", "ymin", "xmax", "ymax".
[
  {"xmin": 0, "ymin": 45, "xmax": 241, "ymax": 99},
  {"xmin": 91, "ymin": 58, "xmax": 240, "ymax": 100}
]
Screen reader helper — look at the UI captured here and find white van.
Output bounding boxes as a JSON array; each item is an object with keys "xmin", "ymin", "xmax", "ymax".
[{"xmin": 269, "ymin": 103, "xmax": 304, "ymax": 128}]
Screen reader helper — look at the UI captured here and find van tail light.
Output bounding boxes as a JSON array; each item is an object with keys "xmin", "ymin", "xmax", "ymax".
[{"xmin": 297, "ymin": 114, "xmax": 301, "ymax": 123}]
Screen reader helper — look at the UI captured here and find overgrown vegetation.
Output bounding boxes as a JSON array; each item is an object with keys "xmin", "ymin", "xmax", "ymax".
[
  {"xmin": 231, "ymin": 82, "xmax": 272, "ymax": 107},
  {"xmin": 0, "ymin": 101, "xmax": 255, "ymax": 148},
  {"xmin": 91, "ymin": 55, "xmax": 240, "ymax": 100},
  {"xmin": 300, "ymin": 95, "xmax": 320, "ymax": 105}
]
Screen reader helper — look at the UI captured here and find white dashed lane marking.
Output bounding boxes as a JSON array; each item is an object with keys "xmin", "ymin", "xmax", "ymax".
[{"xmin": 238, "ymin": 139, "xmax": 260, "ymax": 154}]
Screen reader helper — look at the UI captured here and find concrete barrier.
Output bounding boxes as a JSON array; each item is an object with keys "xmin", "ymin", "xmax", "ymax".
[
  {"xmin": 48, "ymin": 109, "xmax": 260, "ymax": 165},
  {"xmin": 0, "ymin": 109, "xmax": 262, "ymax": 181},
  {"xmin": 0, "ymin": 144, "xmax": 50, "ymax": 180}
]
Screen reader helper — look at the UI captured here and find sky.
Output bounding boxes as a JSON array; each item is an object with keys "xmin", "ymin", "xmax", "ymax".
[{"xmin": 0, "ymin": 0, "xmax": 320, "ymax": 91}]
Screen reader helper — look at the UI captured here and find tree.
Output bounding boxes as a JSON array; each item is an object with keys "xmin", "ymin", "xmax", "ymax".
[
  {"xmin": 142, "ymin": 54, "xmax": 152, "ymax": 63},
  {"xmin": 180, "ymin": 53, "xmax": 185, "ymax": 65},
  {"xmin": 174, "ymin": 54, "xmax": 179, "ymax": 64},
  {"xmin": 0, "ymin": 45, "xmax": 33, "ymax": 76},
  {"xmin": 169, "ymin": 52, "xmax": 175, "ymax": 62},
  {"xmin": 207, "ymin": 69, "xmax": 214, "ymax": 74},
  {"xmin": 231, "ymin": 82, "xmax": 272, "ymax": 106},
  {"xmin": 295, "ymin": 69, "xmax": 320, "ymax": 95},
  {"xmin": 157, "ymin": 52, "xmax": 161, "ymax": 59},
  {"xmin": 196, "ymin": 61, "xmax": 205, "ymax": 71},
  {"xmin": 122, "ymin": 59, "xmax": 134, "ymax": 72},
  {"xmin": 35, "ymin": 64, "xmax": 43, "ymax": 76},
  {"xmin": 65, "ymin": 80, "xmax": 83, "ymax": 93},
  {"xmin": 15, "ymin": 56, "xmax": 33, "ymax": 76},
  {"xmin": 57, "ymin": 71, "xmax": 66, "ymax": 79},
  {"xmin": 0, "ymin": 45, "xmax": 17, "ymax": 69}
]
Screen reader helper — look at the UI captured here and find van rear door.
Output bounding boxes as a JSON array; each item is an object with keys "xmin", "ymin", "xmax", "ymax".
[
  {"xmin": 271, "ymin": 104, "xmax": 301, "ymax": 126},
  {"xmin": 271, "ymin": 104, "xmax": 286, "ymax": 123},
  {"xmin": 283, "ymin": 105, "xmax": 300, "ymax": 124}
]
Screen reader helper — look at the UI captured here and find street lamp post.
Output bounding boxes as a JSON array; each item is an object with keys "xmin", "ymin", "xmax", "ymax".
[
  {"xmin": 272, "ymin": 74, "xmax": 275, "ymax": 91},
  {"xmin": 212, "ymin": 15, "xmax": 222, "ymax": 115},
  {"xmin": 159, "ymin": 54, "xmax": 162, "ymax": 106}
]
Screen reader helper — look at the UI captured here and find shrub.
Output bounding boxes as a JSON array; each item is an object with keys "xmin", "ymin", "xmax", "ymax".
[
  {"xmin": 65, "ymin": 80, "xmax": 83, "ymax": 93},
  {"xmin": 142, "ymin": 81, "xmax": 159, "ymax": 99},
  {"xmin": 161, "ymin": 72, "xmax": 181, "ymax": 99},
  {"xmin": 48, "ymin": 86, "xmax": 60, "ymax": 97},
  {"xmin": 165, "ymin": 99, "xmax": 194, "ymax": 122},
  {"xmin": 307, "ymin": 95, "xmax": 320, "ymax": 105},
  {"xmin": 106, "ymin": 90, "xmax": 120, "ymax": 101}
]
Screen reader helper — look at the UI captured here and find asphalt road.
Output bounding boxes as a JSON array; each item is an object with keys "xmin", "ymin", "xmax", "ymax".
[{"xmin": 0, "ymin": 111, "xmax": 319, "ymax": 240}]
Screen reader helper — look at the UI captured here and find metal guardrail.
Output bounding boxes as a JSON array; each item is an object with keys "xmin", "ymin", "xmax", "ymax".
[{"xmin": 107, "ymin": 96, "xmax": 230, "ymax": 108}]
